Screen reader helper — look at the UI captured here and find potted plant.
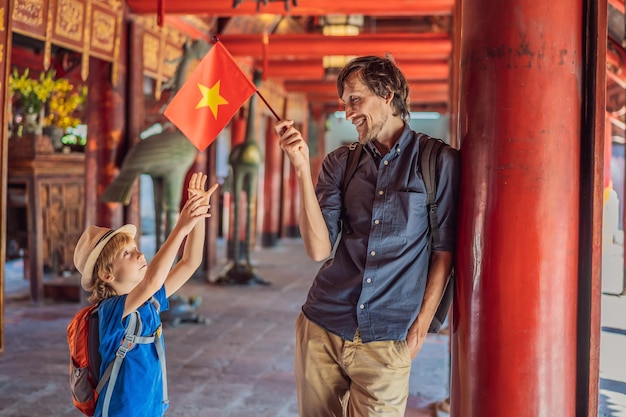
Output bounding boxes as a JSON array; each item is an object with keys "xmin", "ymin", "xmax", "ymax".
[
  {"xmin": 43, "ymin": 77, "xmax": 87, "ymax": 151},
  {"xmin": 9, "ymin": 68, "xmax": 87, "ymax": 151},
  {"xmin": 9, "ymin": 68, "xmax": 56, "ymax": 135}
]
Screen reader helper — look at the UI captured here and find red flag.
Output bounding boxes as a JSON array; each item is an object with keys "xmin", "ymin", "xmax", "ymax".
[{"xmin": 164, "ymin": 41, "xmax": 257, "ymax": 151}]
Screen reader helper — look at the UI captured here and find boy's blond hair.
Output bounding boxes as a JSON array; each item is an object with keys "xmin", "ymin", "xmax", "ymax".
[{"xmin": 88, "ymin": 232, "xmax": 135, "ymax": 304}]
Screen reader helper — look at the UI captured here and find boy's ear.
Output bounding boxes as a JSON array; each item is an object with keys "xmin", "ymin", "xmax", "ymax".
[{"xmin": 98, "ymin": 270, "xmax": 115, "ymax": 283}]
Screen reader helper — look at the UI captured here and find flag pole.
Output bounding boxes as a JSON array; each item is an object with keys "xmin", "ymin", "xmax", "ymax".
[{"xmin": 255, "ymin": 91, "xmax": 281, "ymax": 122}]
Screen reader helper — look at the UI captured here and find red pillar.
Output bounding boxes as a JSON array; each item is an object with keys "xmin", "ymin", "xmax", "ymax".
[
  {"xmin": 85, "ymin": 57, "xmax": 125, "ymax": 229},
  {"xmin": 453, "ymin": 0, "xmax": 582, "ymax": 415}
]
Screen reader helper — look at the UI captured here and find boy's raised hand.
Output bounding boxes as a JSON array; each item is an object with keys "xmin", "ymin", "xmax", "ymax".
[
  {"xmin": 174, "ymin": 173, "xmax": 219, "ymax": 235},
  {"xmin": 187, "ymin": 172, "xmax": 219, "ymax": 206}
]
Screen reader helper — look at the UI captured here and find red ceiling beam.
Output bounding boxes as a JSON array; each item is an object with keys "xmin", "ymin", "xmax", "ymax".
[
  {"xmin": 126, "ymin": 0, "xmax": 454, "ymax": 16},
  {"xmin": 265, "ymin": 59, "xmax": 450, "ymax": 81},
  {"xmin": 162, "ymin": 16, "xmax": 212, "ymax": 41},
  {"xmin": 285, "ymin": 80, "xmax": 449, "ymax": 104},
  {"xmin": 219, "ymin": 33, "xmax": 451, "ymax": 61}
]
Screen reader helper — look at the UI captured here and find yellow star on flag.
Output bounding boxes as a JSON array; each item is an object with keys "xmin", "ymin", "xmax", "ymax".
[{"xmin": 196, "ymin": 80, "xmax": 229, "ymax": 118}]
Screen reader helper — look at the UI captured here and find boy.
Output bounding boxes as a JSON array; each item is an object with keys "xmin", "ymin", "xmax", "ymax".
[{"xmin": 73, "ymin": 172, "xmax": 218, "ymax": 416}]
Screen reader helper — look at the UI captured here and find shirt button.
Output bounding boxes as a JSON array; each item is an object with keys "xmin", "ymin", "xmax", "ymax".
[
  {"xmin": 370, "ymin": 251, "xmax": 376, "ymax": 256},
  {"xmin": 366, "ymin": 278, "xmax": 372, "ymax": 283},
  {"xmin": 378, "ymin": 190, "xmax": 384, "ymax": 196},
  {"xmin": 360, "ymin": 304, "xmax": 365, "ymax": 309},
  {"xmin": 383, "ymin": 160, "xmax": 389, "ymax": 166},
  {"xmin": 374, "ymin": 219, "xmax": 380, "ymax": 225}
]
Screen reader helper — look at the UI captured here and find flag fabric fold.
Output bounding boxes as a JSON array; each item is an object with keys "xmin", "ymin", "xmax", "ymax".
[{"xmin": 164, "ymin": 41, "xmax": 257, "ymax": 151}]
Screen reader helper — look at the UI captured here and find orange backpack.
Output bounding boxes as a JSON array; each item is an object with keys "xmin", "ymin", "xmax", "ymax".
[
  {"xmin": 67, "ymin": 304, "xmax": 102, "ymax": 416},
  {"xmin": 67, "ymin": 298, "xmax": 167, "ymax": 417}
]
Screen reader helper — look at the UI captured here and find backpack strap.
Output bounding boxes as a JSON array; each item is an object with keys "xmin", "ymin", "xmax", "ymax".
[
  {"xmin": 343, "ymin": 142, "xmax": 362, "ymax": 197},
  {"xmin": 99, "ymin": 297, "xmax": 168, "ymax": 417},
  {"xmin": 150, "ymin": 297, "xmax": 168, "ymax": 406},
  {"xmin": 341, "ymin": 142, "xmax": 363, "ymax": 234},
  {"xmin": 417, "ymin": 133, "xmax": 455, "ymax": 334},
  {"xmin": 418, "ymin": 134, "xmax": 446, "ymax": 249}
]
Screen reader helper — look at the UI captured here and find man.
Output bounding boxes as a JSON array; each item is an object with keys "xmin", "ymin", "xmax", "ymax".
[{"xmin": 275, "ymin": 55, "xmax": 460, "ymax": 417}]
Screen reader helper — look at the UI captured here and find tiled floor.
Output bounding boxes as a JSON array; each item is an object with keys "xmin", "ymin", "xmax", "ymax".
[
  {"xmin": 3, "ymin": 236, "xmax": 626, "ymax": 416},
  {"xmin": 1, "ymin": 237, "xmax": 447, "ymax": 417}
]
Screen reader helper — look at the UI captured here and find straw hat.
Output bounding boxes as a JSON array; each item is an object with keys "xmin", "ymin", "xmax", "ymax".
[{"xmin": 74, "ymin": 224, "xmax": 136, "ymax": 291}]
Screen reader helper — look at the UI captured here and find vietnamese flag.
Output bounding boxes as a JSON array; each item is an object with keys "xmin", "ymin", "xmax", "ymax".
[{"xmin": 164, "ymin": 41, "xmax": 257, "ymax": 151}]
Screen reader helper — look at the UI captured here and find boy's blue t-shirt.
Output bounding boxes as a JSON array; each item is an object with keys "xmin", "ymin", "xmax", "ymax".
[{"xmin": 95, "ymin": 286, "xmax": 169, "ymax": 417}]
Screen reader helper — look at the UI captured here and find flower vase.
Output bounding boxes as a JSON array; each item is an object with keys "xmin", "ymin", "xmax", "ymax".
[
  {"xmin": 43, "ymin": 126, "xmax": 65, "ymax": 152},
  {"xmin": 23, "ymin": 111, "xmax": 43, "ymax": 135}
]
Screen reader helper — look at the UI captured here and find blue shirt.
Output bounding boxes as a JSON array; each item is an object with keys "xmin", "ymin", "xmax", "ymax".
[
  {"xmin": 96, "ymin": 286, "xmax": 170, "ymax": 417},
  {"xmin": 302, "ymin": 124, "xmax": 460, "ymax": 343}
]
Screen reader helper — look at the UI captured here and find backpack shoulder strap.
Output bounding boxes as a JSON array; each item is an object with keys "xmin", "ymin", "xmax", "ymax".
[
  {"xmin": 417, "ymin": 133, "xmax": 456, "ymax": 334},
  {"xmin": 341, "ymin": 142, "xmax": 363, "ymax": 235},
  {"xmin": 343, "ymin": 142, "xmax": 362, "ymax": 197},
  {"xmin": 418, "ymin": 134, "xmax": 446, "ymax": 249}
]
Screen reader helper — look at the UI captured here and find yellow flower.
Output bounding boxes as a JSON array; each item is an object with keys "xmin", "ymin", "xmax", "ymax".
[{"xmin": 10, "ymin": 68, "xmax": 87, "ymax": 129}]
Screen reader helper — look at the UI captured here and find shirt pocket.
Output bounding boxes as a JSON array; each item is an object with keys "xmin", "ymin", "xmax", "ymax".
[{"xmin": 390, "ymin": 191, "xmax": 428, "ymax": 238}]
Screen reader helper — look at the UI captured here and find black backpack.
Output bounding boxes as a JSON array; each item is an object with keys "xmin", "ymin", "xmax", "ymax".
[{"xmin": 342, "ymin": 134, "xmax": 454, "ymax": 334}]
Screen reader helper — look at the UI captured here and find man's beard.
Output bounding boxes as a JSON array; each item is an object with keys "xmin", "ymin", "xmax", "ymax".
[{"xmin": 358, "ymin": 113, "xmax": 387, "ymax": 145}]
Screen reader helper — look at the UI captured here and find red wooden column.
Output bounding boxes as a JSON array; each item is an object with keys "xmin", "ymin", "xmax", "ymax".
[
  {"xmin": 122, "ymin": 22, "xmax": 146, "ymax": 235},
  {"xmin": 85, "ymin": 57, "xmax": 126, "ymax": 229},
  {"xmin": 453, "ymin": 0, "xmax": 583, "ymax": 415}
]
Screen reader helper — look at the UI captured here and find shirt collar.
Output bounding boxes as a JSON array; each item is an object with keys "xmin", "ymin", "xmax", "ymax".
[{"xmin": 364, "ymin": 123, "xmax": 412, "ymax": 158}]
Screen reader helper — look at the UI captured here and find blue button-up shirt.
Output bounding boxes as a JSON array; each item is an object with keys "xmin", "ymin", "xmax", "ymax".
[{"xmin": 302, "ymin": 124, "xmax": 459, "ymax": 343}]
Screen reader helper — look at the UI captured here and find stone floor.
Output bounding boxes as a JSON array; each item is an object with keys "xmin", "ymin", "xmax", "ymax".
[
  {"xmin": 0, "ymin": 238, "xmax": 449, "ymax": 417},
  {"xmin": 2, "ymin": 236, "xmax": 626, "ymax": 416}
]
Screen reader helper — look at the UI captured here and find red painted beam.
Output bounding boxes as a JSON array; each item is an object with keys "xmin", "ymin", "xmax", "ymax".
[
  {"xmin": 162, "ymin": 16, "xmax": 212, "ymax": 42},
  {"xmin": 285, "ymin": 80, "xmax": 449, "ymax": 104},
  {"xmin": 219, "ymin": 33, "xmax": 452, "ymax": 61},
  {"xmin": 265, "ymin": 59, "xmax": 450, "ymax": 81},
  {"xmin": 126, "ymin": 0, "xmax": 454, "ymax": 16}
]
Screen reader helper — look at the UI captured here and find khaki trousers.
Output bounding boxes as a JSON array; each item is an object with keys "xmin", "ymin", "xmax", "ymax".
[{"xmin": 294, "ymin": 312, "xmax": 412, "ymax": 417}]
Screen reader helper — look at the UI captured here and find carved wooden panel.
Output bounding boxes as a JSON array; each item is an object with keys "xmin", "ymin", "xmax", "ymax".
[
  {"xmin": 50, "ymin": 0, "xmax": 86, "ymax": 51},
  {"xmin": 137, "ymin": 16, "xmax": 187, "ymax": 81},
  {"xmin": 11, "ymin": 0, "xmax": 123, "ymax": 80},
  {"xmin": 7, "ymin": 149, "xmax": 85, "ymax": 301},
  {"xmin": 39, "ymin": 177, "xmax": 84, "ymax": 272},
  {"xmin": 11, "ymin": 0, "xmax": 49, "ymax": 40},
  {"xmin": 89, "ymin": 0, "xmax": 121, "ymax": 62}
]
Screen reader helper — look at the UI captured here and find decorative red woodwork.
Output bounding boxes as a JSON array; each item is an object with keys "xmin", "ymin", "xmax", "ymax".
[{"xmin": 453, "ymin": 0, "xmax": 582, "ymax": 415}]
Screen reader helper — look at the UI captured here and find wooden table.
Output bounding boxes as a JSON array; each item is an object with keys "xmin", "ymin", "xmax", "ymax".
[{"xmin": 7, "ymin": 134, "xmax": 85, "ymax": 302}]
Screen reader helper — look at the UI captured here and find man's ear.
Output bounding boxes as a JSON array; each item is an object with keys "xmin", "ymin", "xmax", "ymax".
[{"xmin": 385, "ymin": 91, "xmax": 394, "ymax": 104}]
